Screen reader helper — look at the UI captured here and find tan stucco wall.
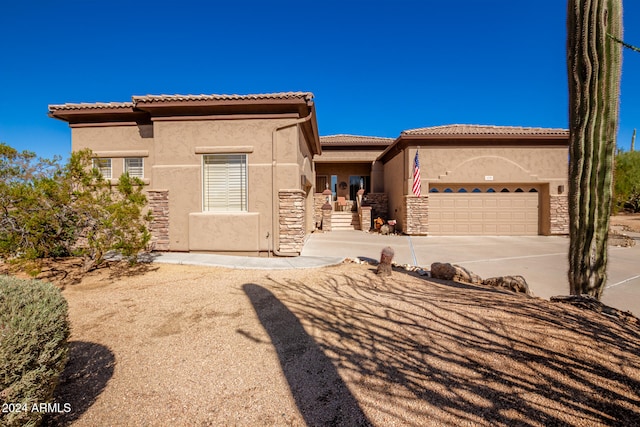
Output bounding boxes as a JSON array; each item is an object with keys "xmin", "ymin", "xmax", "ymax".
[
  {"xmin": 297, "ymin": 127, "xmax": 315, "ymax": 234},
  {"xmin": 188, "ymin": 212, "xmax": 260, "ymax": 252},
  {"xmin": 382, "ymin": 144, "xmax": 569, "ymax": 235},
  {"xmin": 71, "ymin": 117, "xmax": 313, "ymax": 253},
  {"xmin": 383, "ymin": 151, "xmax": 406, "ymax": 229},
  {"xmin": 71, "ymin": 124, "xmax": 154, "ymax": 183},
  {"xmin": 423, "ymin": 146, "xmax": 568, "ymax": 192},
  {"xmin": 150, "ymin": 118, "xmax": 306, "ymax": 253},
  {"xmin": 314, "ymin": 149, "xmax": 384, "ymax": 163}
]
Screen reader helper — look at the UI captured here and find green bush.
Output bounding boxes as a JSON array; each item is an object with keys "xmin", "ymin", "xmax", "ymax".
[
  {"xmin": 614, "ymin": 150, "xmax": 640, "ymax": 213},
  {"xmin": 0, "ymin": 276, "xmax": 70, "ymax": 427},
  {"xmin": 0, "ymin": 143, "xmax": 151, "ymax": 273}
]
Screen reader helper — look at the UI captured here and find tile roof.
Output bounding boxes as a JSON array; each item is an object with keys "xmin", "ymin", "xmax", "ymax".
[
  {"xmin": 402, "ymin": 124, "xmax": 569, "ymax": 136},
  {"xmin": 132, "ymin": 92, "xmax": 314, "ymax": 103},
  {"xmin": 48, "ymin": 102, "xmax": 134, "ymax": 111},
  {"xmin": 320, "ymin": 134, "xmax": 395, "ymax": 146},
  {"xmin": 49, "ymin": 92, "xmax": 314, "ymax": 112}
]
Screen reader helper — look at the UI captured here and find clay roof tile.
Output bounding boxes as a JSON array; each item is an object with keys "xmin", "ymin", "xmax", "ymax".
[
  {"xmin": 320, "ymin": 134, "xmax": 394, "ymax": 146},
  {"xmin": 402, "ymin": 124, "xmax": 569, "ymax": 136}
]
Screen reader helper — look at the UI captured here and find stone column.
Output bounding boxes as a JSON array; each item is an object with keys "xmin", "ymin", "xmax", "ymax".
[
  {"xmin": 278, "ymin": 190, "xmax": 306, "ymax": 253},
  {"xmin": 550, "ymin": 194, "xmax": 569, "ymax": 235},
  {"xmin": 321, "ymin": 203, "xmax": 332, "ymax": 231},
  {"xmin": 360, "ymin": 206, "xmax": 372, "ymax": 232},
  {"xmin": 313, "ymin": 193, "xmax": 326, "ymax": 230},
  {"xmin": 403, "ymin": 195, "xmax": 429, "ymax": 235},
  {"xmin": 147, "ymin": 190, "xmax": 170, "ymax": 251}
]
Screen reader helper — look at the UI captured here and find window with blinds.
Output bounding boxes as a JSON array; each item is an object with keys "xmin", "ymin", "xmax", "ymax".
[
  {"xmin": 203, "ymin": 154, "xmax": 247, "ymax": 211},
  {"xmin": 93, "ymin": 158, "xmax": 112, "ymax": 179},
  {"xmin": 124, "ymin": 158, "xmax": 144, "ymax": 178}
]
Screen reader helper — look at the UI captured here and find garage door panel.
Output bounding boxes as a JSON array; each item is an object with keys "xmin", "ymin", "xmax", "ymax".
[
  {"xmin": 469, "ymin": 199, "xmax": 484, "ymax": 209},
  {"xmin": 455, "ymin": 211, "xmax": 470, "ymax": 221},
  {"xmin": 429, "ymin": 192, "xmax": 539, "ymax": 236},
  {"xmin": 483, "ymin": 199, "xmax": 498, "ymax": 209},
  {"xmin": 469, "ymin": 224, "xmax": 484, "ymax": 233},
  {"xmin": 455, "ymin": 199, "xmax": 470, "ymax": 209},
  {"xmin": 469, "ymin": 211, "xmax": 483, "ymax": 221},
  {"xmin": 484, "ymin": 212, "xmax": 498, "ymax": 221}
]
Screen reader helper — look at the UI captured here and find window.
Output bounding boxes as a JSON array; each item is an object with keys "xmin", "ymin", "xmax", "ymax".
[
  {"xmin": 124, "ymin": 158, "xmax": 144, "ymax": 178},
  {"xmin": 93, "ymin": 158, "xmax": 112, "ymax": 179},
  {"xmin": 349, "ymin": 175, "xmax": 370, "ymax": 200},
  {"xmin": 203, "ymin": 154, "xmax": 247, "ymax": 211},
  {"xmin": 316, "ymin": 175, "xmax": 328, "ymax": 193}
]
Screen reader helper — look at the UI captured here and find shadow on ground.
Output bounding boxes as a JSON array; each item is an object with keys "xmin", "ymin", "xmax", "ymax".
[
  {"xmin": 261, "ymin": 268, "xmax": 640, "ymax": 425},
  {"xmin": 243, "ymin": 283, "xmax": 372, "ymax": 426},
  {"xmin": 43, "ymin": 341, "xmax": 115, "ymax": 426}
]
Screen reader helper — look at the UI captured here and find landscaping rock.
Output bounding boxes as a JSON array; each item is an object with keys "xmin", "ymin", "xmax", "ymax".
[
  {"xmin": 430, "ymin": 262, "xmax": 483, "ymax": 285},
  {"xmin": 608, "ymin": 231, "xmax": 636, "ymax": 247},
  {"xmin": 483, "ymin": 275, "xmax": 531, "ymax": 296}
]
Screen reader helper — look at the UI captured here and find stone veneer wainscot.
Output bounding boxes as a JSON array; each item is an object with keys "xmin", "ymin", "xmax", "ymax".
[
  {"xmin": 404, "ymin": 195, "xmax": 429, "ymax": 235},
  {"xmin": 279, "ymin": 190, "xmax": 306, "ymax": 253},
  {"xmin": 148, "ymin": 190, "xmax": 170, "ymax": 251},
  {"xmin": 550, "ymin": 194, "xmax": 569, "ymax": 235}
]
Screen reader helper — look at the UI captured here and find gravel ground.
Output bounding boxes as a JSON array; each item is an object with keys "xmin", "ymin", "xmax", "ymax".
[{"xmin": 40, "ymin": 261, "xmax": 640, "ymax": 426}]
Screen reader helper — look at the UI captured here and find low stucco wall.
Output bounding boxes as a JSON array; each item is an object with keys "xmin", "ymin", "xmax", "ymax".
[{"xmin": 188, "ymin": 212, "xmax": 260, "ymax": 252}]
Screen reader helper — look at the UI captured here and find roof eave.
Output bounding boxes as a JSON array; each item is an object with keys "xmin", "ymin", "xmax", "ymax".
[
  {"xmin": 377, "ymin": 133, "xmax": 569, "ymax": 164},
  {"xmin": 47, "ymin": 106, "xmax": 150, "ymax": 125}
]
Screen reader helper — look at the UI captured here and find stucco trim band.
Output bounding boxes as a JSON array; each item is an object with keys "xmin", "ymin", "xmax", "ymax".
[
  {"xmin": 194, "ymin": 146, "xmax": 254, "ymax": 154},
  {"xmin": 93, "ymin": 150, "xmax": 150, "ymax": 158}
]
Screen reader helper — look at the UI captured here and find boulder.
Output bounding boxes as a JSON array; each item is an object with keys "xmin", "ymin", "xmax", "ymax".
[
  {"xmin": 430, "ymin": 262, "xmax": 483, "ymax": 285},
  {"xmin": 483, "ymin": 275, "xmax": 531, "ymax": 295}
]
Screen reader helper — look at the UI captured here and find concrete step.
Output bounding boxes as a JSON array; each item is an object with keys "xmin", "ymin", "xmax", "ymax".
[{"xmin": 331, "ymin": 211, "xmax": 360, "ymax": 230}]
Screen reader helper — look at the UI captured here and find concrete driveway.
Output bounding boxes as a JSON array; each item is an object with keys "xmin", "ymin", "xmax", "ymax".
[{"xmin": 301, "ymin": 231, "xmax": 640, "ymax": 315}]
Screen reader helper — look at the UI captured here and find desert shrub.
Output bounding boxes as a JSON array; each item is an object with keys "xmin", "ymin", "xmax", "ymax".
[
  {"xmin": 0, "ymin": 143, "xmax": 151, "ymax": 273},
  {"xmin": 614, "ymin": 150, "xmax": 640, "ymax": 213},
  {"xmin": 0, "ymin": 276, "xmax": 70, "ymax": 427}
]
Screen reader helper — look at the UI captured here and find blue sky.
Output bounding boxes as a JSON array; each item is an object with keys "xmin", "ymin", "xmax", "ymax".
[{"xmin": 1, "ymin": 1, "xmax": 640, "ymax": 160}]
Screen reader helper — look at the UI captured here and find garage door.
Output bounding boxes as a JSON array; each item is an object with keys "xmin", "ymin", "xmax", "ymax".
[{"xmin": 428, "ymin": 193, "xmax": 539, "ymax": 235}]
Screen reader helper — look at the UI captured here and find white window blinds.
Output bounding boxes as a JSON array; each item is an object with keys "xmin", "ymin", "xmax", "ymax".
[
  {"xmin": 203, "ymin": 154, "xmax": 247, "ymax": 211},
  {"xmin": 93, "ymin": 158, "xmax": 112, "ymax": 179},
  {"xmin": 124, "ymin": 158, "xmax": 144, "ymax": 178}
]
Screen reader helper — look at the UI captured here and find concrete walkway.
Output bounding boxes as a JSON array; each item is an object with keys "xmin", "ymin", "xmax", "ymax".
[{"xmin": 151, "ymin": 251, "xmax": 344, "ymax": 270}]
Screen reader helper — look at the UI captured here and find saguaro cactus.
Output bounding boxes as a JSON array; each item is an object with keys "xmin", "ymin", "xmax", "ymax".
[{"xmin": 567, "ymin": 0, "xmax": 623, "ymax": 299}]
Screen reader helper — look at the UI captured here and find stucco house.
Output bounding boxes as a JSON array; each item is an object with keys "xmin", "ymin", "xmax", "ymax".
[
  {"xmin": 49, "ymin": 92, "xmax": 320, "ymax": 256},
  {"xmin": 50, "ymin": 92, "xmax": 569, "ymax": 256},
  {"xmin": 316, "ymin": 125, "xmax": 569, "ymax": 237},
  {"xmin": 377, "ymin": 125, "xmax": 570, "ymax": 236}
]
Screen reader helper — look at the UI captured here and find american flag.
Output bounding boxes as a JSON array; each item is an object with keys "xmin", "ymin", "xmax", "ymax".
[{"xmin": 412, "ymin": 150, "xmax": 421, "ymax": 197}]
